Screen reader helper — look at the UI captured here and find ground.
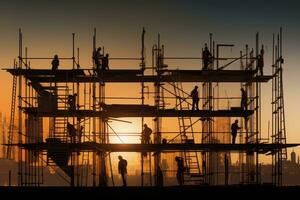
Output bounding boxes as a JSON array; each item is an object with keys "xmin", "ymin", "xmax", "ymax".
[{"xmin": 1, "ymin": 186, "xmax": 300, "ymax": 199}]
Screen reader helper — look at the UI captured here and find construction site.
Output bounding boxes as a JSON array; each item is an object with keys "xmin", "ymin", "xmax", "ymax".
[{"xmin": 3, "ymin": 27, "xmax": 298, "ymax": 187}]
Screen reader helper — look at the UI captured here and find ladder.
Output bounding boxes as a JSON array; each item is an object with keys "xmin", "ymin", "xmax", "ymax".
[
  {"xmin": 171, "ymin": 80, "xmax": 203, "ymax": 185},
  {"xmin": 46, "ymin": 85, "xmax": 73, "ymax": 179},
  {"xmin": 272, "ymin": 64, "xmax": 287, "ymax": 159},
  {"xmin": 7, "ymin": 71, "xmax": 17, "ymax": 159},
  {"xmin": 201, "ymin": 81, "xmax": 211, "ymax": 143},
  {"xmin": 201, "ymin": 80, "xmax": 214, "ymax": 184},
  {"xmin": 79, "ymin": 84, "xmax": 93, "ymax": 186},
  {"xmin": 53, "ymin": 86, "xmax": 70, "ymax": 142},
  {"xmin": 80, "ymin": 151, "xmax": 90, "ymax": 186},
  {"xmin": 54, "ymin": 118, "xmax": 68, "ymax": 142},
  {"xmin": 272, "ymin": 29, "xmax": 287, "ymax": 185},
  {"xmin": 276, "ymin": 67, "xmax": 287, "ymax": 159}
]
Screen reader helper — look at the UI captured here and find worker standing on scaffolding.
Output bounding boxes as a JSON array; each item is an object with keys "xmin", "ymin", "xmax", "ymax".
[
  {"xmin": 93, "ymin": 47, "xmax": 102, "ymax": 71},
  {"xmin": 51, "ymin": 54, "xmax": 59, "ymax": 71},
  {"xmin": 142, "ymin": 123, "xmax": 152, "ymax": 144},
  {"xmin": 241, "ymin": 88, "xmax": 247, "ymax": 111},
  {"xmin": 118, "ymin": 155, "xmax": 128, "ymax": 187},
  {"xmin": 157, "ymin": 166, "xmax": 164, "ymax": 187},
  {"xmin": 68, "ymin": 93, "xmax": 77, "ymax": 112},
  {"xmin": 257, "ymin": 45, "xmax": 264, "ymax": 76},
  {"xmin": 101, "ymin": 53, "xmax": 109, "ymax": 70},
  {"xmin": 175, "ymin": 156, "xmax": 184, "ymax": 186},
  {"xmin": 202, "ymin": 43, "xmax": 213, "ymax": 70},
  {"xmin": 231, "ymin": 119, "xmax": 241, "ymax": 144},
  {"xmin": 78, "ymin": 126, "xmax": 84, "ymax": 143},
  {"xmin": 67, "ymin": 122, "xmax": 76, "ymax": 143},
  {"xmin": 191, "ymin": 86, "xmax": 199, "ymax": 110}
]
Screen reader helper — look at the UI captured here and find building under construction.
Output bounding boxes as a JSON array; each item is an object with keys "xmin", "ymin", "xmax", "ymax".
[{"xmin": 4, "ymin": 28, "xmax": 298, "ymax": 187}]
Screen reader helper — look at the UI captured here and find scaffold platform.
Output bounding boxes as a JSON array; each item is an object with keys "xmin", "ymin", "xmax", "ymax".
[
  {"xmin": 18, "ymin": 142, "xmax": 299, "ymax": 153},
  {"xmin": 22, "ymin": 105, "xmax": 254, "ymax": 118},
  {"xmin": 6, "ymin": 68, "xmax": 272, "ymax": 83}
]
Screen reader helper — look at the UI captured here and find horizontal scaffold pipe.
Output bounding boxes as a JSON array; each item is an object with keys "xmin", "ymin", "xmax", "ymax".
[
  {"xmin": 22, "ymin": 107, "xmax": 255, "ymax": 118},
  {"xmin": 163, "ymin": 57, "xmax": 258, "ymax": 60},
  {"xmin": 5, "ymin": 69, "xmax": 273, "ymax": 83},
  {"xmin": 18, "ymin": 142, "xmax": 300, "ymax": 153},
  {"xmin": 20, "ymin": 57, "xmax": 74, "ymax": 60}
]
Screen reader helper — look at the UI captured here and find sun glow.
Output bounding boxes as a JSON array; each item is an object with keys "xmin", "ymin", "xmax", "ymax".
[
  {"xmin": 107, "ymin": 118, "xmax": 145, "ymax": 172},
  {"xmin": 108, "ymin": 118, "xmax": 142, "ymax": 144}
]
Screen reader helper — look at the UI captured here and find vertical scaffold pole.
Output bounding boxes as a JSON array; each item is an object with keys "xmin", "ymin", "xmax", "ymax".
[
  {"xmin": 18, "ymin": 28, "xmax": 23, "ymax": 186},
  {"xmin": 92, "ymin": 28, "xmax": 97, "ymax": 187},
  {"xmin": 141, "ymin": 27, "xmax": 146, "ymax": 186}
]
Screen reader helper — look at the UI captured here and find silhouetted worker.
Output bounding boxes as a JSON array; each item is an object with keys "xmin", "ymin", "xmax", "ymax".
[
  {"xmin": 175, "ymin": 156, "xmax": 184, "ymax": 186},
  {"xmin": 101, "ymin": 53, "xmax": 109, "ymax": 70},
  {"xmin": 93, "ymin": 47, "xmax": 102, "ymax": 71},
  {"xmin": 157, "ymin": 166, "xmax": 164, "ymax": 187},
  {"xmin": 225, "ymin": 154, "xmax": 229, "ymax": 185},
  {"xmin": 202, "ymin": 43, "xmax": 212, "ymax": 70},
  {"xmin": 68, "ymin": 94, "xmax": 77, "ymax": 112},
  {"xmin": 241, "ymin": 88, "xmax": 247, "ymax": 110},
  {"xmin": 257, "ymin": 46, "xmax": 264, "ymax": 76},
  {"xmin": 191, "ymin": 86, "xmax": 199, "ymax": 110},
  {"xmin": 78, "ymin": 126, "xmax": 84, "ymax": 143},
  {"xmin": 142, "ymin": 123, "xmax": 152, "ymax": 144},
  {"xmin": 246, "ymin": 51, "xmax": 255, "ymax": 70},
  {"xmin": 67, "ymin": 122, "xmax": 76, "ymax": 143},
  {"xmin": 231, "ymin": 119, "xmax": 241, "ymax": 144},
  {"xmin": 118, "ymin": 155, "xmax": 128, "ymax": 187},
  {"xmin": 141, "ymin": 123, "xmax": 152, "ymax": 157},
  {"xmin": 51, "ymin": 54, "xmax": 59, "ymax": 70},
  {"xmin": 202, "ymin": 159, "xmax": 206, "ymax": 176}
]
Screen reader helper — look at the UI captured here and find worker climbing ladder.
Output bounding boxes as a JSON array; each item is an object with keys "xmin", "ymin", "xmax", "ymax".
[
  {"xmin": 170, "ymin": 78, "xmax": 202, "ymax": 185},
  {"xmin": 46, "ymin": 84, "xmax": 74, "ymax": 184}
]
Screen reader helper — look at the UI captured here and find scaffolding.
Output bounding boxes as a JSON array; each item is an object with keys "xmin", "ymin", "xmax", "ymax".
[{"xmin": 4, "ymin": 28, "xmax": 298, "ymax": 187}]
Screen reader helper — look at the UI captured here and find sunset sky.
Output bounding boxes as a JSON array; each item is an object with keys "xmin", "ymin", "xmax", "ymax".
[{"xmin": 0, "ymin": 0, "xmax": 300, "ymax": 159}]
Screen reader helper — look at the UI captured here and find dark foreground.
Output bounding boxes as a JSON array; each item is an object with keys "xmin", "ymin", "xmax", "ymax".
[{"xmin": 1, "ymin": 186, "xmax": 299, "ymax": 198}]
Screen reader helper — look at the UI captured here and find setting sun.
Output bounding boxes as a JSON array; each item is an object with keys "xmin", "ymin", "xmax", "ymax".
[{"xmin": 107, "ymin": 118, "xmax": 142, "ymax": 144}]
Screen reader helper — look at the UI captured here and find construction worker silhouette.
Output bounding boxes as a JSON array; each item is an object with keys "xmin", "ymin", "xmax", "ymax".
[
  {"xmin": 118, "ymin": 155, "xmax": 128, "ymax": 186},
  {"xmin": 101, "ymin": 53, "xmax": 109, "ymax": 70},
  {"xmin": 142, "ymin": 123, "xmax": 152, "ymax": 144},
  {"xmin": 191, "ymin": 86, "xmax": 199, "ymax": 110},
  {"xmin": 175, "ymin": 156, "xmax": 184, "ymax": 186},
  {"xmin": 231, "ymin": 120, "xmax": 241, "ymax": 144},
  {"xmin": 157, "ymin": 166, "xmax": 164, "ymax": 187},
  {"xmin": 93, "ymin": 47, "xmax": 102, "ymax": 71},
  {"xmin": 241, "ymin": 88, "xmax": 247, "ymax": 110},
  {"xmin": 78, "ymin": 126, "xmax": 84, "ymax": 143},
  {"xmin": 225, "ymin": 154, "xmax": 229, "ymax": 185},
  {"xmin": 68, "ymin": 94, "xmax": 77, "ymax": 112},
  {"xmin": 257, "ymin": 45, "xmax": 264, "ymax": 76},
  {"xmin": 67, "ymin": 122, "xmax": 76, "ymax": 143},
  {"xmin": 202, "ymin": 43, "xmax": 212, "ymax": 70},
  {"xmin": 51, "ymin": 54, "xmax": 59, "ymax": 70}
]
